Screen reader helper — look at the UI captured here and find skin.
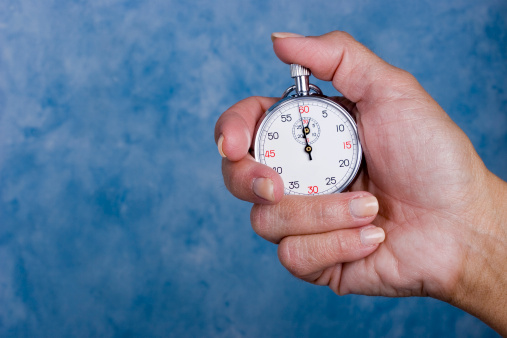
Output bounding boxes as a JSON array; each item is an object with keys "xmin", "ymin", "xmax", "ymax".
[{"xmin": 214, "ymin": 31, "xmax": 507, "ymax": 335}]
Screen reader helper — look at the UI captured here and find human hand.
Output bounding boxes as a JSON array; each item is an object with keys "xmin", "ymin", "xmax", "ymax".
[{"xmin": 215, "ymin": 32, "xmax": 507, "ymax": 334}]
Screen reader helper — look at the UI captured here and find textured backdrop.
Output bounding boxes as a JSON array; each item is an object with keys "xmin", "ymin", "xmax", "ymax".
[{"xmin": 0, "ymin": 0, "xmax": 505, "ymax": 337}]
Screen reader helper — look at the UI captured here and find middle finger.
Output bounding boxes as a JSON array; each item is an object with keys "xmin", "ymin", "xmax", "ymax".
[{"xmin": 250, "ymin": 192, "xmax": 379, "ymax": 243}]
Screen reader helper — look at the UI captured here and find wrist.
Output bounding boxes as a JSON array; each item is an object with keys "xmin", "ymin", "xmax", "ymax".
[{"xmin": 450, "ymin": 172, "xmax": 507, "ymax": 335}]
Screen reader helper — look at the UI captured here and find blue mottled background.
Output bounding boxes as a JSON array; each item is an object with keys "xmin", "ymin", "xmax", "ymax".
[{"xmin": 0, "ymin": 0, "xmax": 505, "ymax": 337}]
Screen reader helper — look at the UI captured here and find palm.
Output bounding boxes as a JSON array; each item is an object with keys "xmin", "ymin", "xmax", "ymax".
[{"xmin": 340, "ymin": 93, "xmax": 479, "ymax": 299}]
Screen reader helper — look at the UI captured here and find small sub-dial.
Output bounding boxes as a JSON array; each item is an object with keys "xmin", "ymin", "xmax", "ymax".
[{"xmin": 292, "ymin": 118, "xmax": 321, "ymax": 145}]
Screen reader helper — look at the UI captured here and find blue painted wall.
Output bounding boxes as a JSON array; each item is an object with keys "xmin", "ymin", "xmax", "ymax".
[{"xmin": 0, "ymin": 1, "xmax": 505, "ymax": 337}]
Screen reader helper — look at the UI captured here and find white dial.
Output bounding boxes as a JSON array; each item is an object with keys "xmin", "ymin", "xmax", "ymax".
[{"xmin": 254, "ymin": 96, "xmax": 362, "ymax": 195}]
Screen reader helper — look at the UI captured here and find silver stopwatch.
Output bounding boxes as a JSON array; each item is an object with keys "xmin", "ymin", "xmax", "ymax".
[{"xmin": 254, "ymin": 64, "xmax": 362, "ymax": 195}]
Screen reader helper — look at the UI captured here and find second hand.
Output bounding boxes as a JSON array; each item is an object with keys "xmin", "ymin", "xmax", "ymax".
[{"xmin": 299, "ymin": 106, "xmax": 312, "ymax": 161}]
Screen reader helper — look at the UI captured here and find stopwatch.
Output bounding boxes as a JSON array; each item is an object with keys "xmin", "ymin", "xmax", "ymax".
[{"xmin": 254, "ymin": 64, "xmax": 362, "ymax": 195}]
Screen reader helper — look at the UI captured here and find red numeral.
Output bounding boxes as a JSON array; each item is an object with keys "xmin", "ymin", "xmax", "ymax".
[
  {"xmin": 343, "ymin": 141, "xmax": 352, "ymax": 149},
  {"xmin": 265, "ymin": 150, "xmax": 275, "ymax": 158},
  {"xmin": 308, "ymin": 186, "xmax": 319, "ymax": 194},
  {"xmin": 299, "ymin": 105, "xmax": 309, "ymax": 113}
]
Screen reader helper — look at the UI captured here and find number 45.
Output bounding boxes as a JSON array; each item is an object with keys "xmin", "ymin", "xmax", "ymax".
[{"xmin": 265, "ymin": 150, "xmax": 275, "ymax": 157}]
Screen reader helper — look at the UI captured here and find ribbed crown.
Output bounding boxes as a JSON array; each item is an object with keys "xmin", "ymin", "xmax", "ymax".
[{"xmin": 290, "ymin": 64, "xmax": 311, "ymax": 78}]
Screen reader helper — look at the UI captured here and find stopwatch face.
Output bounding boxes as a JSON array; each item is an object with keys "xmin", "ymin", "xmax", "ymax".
[{"xmin": 254, "ymin": 96, "xmax": 362, "ymax": 195}]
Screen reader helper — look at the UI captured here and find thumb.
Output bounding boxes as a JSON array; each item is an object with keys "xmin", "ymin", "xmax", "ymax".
[{"xmin": 272, "ymin": 31, "xmax": 422, "ymax": 106}]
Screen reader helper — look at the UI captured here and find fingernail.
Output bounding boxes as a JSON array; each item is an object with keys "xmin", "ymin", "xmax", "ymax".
[
  {"xmin": 360, "ymin": 227, "xmax": 385, "ymax": 246},
  {"xmin": 253, "ymin": 178, "xmax": 275, "ymax": 202},
  {"xmin": 271, "ymin": 32, "xmax": 305, "ymax": 42},
  {"xmin": 217, "ymin": 134, "xmax": 226, "ymax": 158},
  {"xmin": 349, "ymin": 196, "xmax": 379, "ymax": 218}
]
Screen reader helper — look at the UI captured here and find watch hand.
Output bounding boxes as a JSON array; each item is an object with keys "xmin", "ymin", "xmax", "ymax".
[
  {"xmin": 304, "ymin": 118, "xmax": 311, "ymax": 137},
  {"xmin": 299, "ymin": 109, "xmax": 312, "ymax": 161},
  {"xmin": 305, "ymin": 144, "xmax": 313, "ymax": 160}
]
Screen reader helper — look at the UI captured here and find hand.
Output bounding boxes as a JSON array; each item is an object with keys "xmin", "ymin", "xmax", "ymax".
[{"xmin": 215, "ymin": 31, "xmax": 507, "ymax": 334}]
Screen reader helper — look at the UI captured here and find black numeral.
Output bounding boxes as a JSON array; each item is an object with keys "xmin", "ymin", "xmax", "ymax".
[
  {"xmin": 268, "ymin": 132, "xmax": 279, "ymax": 140},
  {"xmin": 322, "ymin": 110, "xmax": 328, "ymax": 118},
  {"xmin": 281, "ymin": 114, "xmax": 292, "ymax": 122},
  {"xmin": 288, "ymin": 181, "xmax": 300, "ymax": 189},
  {"xmin": 273, "ymin": 167, "xmax": 283, "ymax": 174},
  {"xmin": 337, "ymin": 124, "xmax": 345, "ymax": 132},
  {"xmin": 339, "ymin": 159, "xmax": 350, "ymax": 167},
  {"xmin": 325, "ymin": 177, "xmax": 336, "ymax": 185}
]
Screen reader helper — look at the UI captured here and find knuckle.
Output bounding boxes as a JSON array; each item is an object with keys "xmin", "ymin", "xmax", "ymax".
[
  {"xmin": 310, "ymin": 201, "xmax": 331, "ymax": 230},
  {"xmin": 313, "ymin": 197, "xmax": 346, "ymax": 224},
  {"xmin": 330, "ymin": 231, "xmax": 354, "ymax": 256},
  {"xmin": 334, "ymin": 287, "xmax": 348, "ymax": 296},
  {"xmin": 332, "ymin": 233, "xmax": 346, "ymax": 253},
  {"xmin": 222, "ymin": 158, "xmax": 257, "ymax": 199},
  {"xmin": 395, "ymin": 68, "xmax": 418, "ymax": 85},
  {"xmin": 221, "ymin": 160, "xmax": 242, "ymax": 194},
  {"xmin": 278, "ymin": 198, "xmax": 306, "ymax": 226},
  {"xmin": 221, "ymin": 160, "xmax": 234, "ymax": 190},
  {"xmin": 329, "ymin": 30, "xmax": 353, "ymax": 41},
  {"xmin": 250, "ymin": 204, "xmax": 265, "ymax": 234},
  {"xmin": 250, "ymin": 205, "xmax": 276, "ymax": 242},
  {"xmin": 278, "ymin": 237, "xmax": 311, "ymax": 278}
]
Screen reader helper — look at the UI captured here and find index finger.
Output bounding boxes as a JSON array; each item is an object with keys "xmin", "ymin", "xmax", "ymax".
[{"xmin": 214, "ymin": 96, "xmax": 279, "ymax": 162}]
